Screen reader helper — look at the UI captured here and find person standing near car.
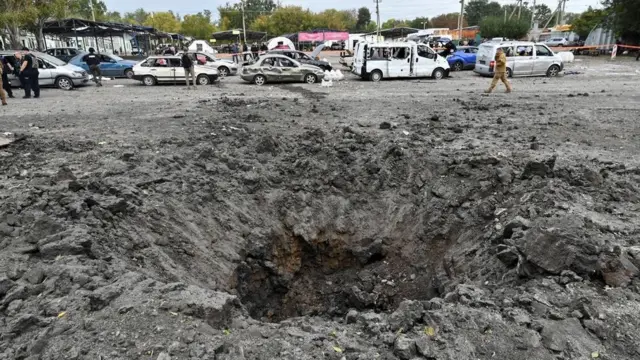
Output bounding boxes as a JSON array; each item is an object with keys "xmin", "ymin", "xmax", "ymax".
[
  {"xmin": 16, "ymin": 49, "xmax": 40, "ymax": 99},
  {"xmin": 1, "ymin": 55, "xmax": 14, "ymax": 99},
  {"xmin": 84, "ymin": 48, "xmax": 102, "ymax": 87},
  {"xmin": 0, "ymin": 61, "xmax": 7, "ymax": 105},
  {"xmin": 231, "ymin": 43, "xmax": 239, "ymax": 63},
  {"xmin": 485, "ymin": 47, "xmax": 511, "ymax": 94},
  {"xmin": 251, "ymin": 42, "xmax": 259, "ymax": 60},
  {"xmin": 181, "ymin": 49, "xmax": 196, "ymax": 90}
]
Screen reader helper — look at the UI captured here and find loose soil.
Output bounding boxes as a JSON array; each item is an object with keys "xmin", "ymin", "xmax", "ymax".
[{"xmin": 1, "ymin": 56, "xmax": 640, "ymax": 360}]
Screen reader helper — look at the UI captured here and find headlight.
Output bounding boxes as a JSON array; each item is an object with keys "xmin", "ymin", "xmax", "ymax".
[{"xmin": 72, "ymin": 71, "xmax": 84, "ymax": 77}]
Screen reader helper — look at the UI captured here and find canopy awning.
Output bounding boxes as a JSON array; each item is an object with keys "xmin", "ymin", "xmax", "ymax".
[
  {"xmin": 211, "ymin": 29, "xmax": 267, "ymax": 42},
  {"xmin": 42, "ymin": 18, "xmax": 174, "ymax": 38},
  {"xmin": 365, "ymin": 27, "xmax": 420, "ymax": 39}
]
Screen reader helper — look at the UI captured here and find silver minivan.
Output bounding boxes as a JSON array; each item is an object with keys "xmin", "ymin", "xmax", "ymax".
[
  {"xmin": 474, "ymin": 41, "xmax": 564, "ymax": 78},
  {"xmin": 0, "ymin": 51, "xmax": 90, "ymax": 90}
]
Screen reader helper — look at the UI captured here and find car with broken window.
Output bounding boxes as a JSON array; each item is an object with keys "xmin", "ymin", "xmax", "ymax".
[
  {"xmin": 240, "ymin": 54, "xmax": 325, "ymax": 86},
  {"xmin": 351, "ymin": 41, "xmax": 450, "ymax": 81},
  {"xmin": 474, "ymin": 41, "xmax": 564, "ymax": 78},
  {"xmin": 131, "ymin": 55, "xmax": 219, "ymax": 86},
  {"xmin": 266, "ymin": 47, "xmax": 332, "ymax": 71},
  {"xmin": 0, "ymin": 51, "xmax": 90, "ymax": 90},
  {"xmin": 175, "ymin": 51, "xmax": 238, "ymax": 77},
  {"xmin": 45, "ymin": 47, "xmax": 82, "ymax": 62}
]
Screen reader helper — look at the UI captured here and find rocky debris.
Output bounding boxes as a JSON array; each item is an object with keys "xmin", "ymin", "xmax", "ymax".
[
  {"xmin": 539, "ymin": 318, "xmax": 602, "ymax": 355},
  {"xmin": 521, "ymin": 156, "xmax": 557, "ymax": 179},
  {"xmin": 394, "ymin": 334, "xmax": 416, "ymax": 360},
  {"xmin": 597, "ymin": 246, "xmax": 639, "ymax": 287}
]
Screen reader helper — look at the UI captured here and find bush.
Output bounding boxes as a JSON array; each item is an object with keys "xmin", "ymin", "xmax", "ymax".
[{"xmin": 480, "ymin": 16, "xmax": 530, "ymax": 40}]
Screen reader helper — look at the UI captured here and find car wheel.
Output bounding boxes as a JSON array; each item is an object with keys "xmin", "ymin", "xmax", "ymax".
[
  {"xmin": 55, "ymin": 76, "xmax": 73, "ymax": 90},
  {"xmin": 453, "ymin": 61, "xmax": 463, "ymax": 71},
  {"xmin": 197, "ymin": 74, "xmax": 211, "ymax": 85},
  {"xmin": 253, "ymin": 74, "xmax": 266, "ymax": 86},
  {"xmin": 124, "ymin": 69, "xmax": 134, "ymax": 79},
  {"xmin": 558, "ymin": 44, "xmax": 564, "ymax": 47},
  {"xmin": 546, "ymin": 65, "xmax": 561, "ymax": 77},
  {"xmin": 370, "ymin": 70, "xmax": 383, "ymax": 82},
  {"xmin": 218, "ymin": 66, "xmax": 229, "ymax": 77},
  {"xmin": 142, "ymin": 75, "xmax": 156, "ymax": 86},
  {"xmin": 304, "ymin": 73, "xmax": 317, "ymax": 84},
  {"xmin": 506, "ymin": 68, "xmax": 513, "ymax": 78},
  {"xmin": 432, "ymin": 68, "xmax": 445, "ymax": 80}
]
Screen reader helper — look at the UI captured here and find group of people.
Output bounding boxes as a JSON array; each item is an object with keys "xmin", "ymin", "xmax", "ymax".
[
  {"xmin": 0, "ymin": 47, "xmax": 41, "ymax": 106},
  {"xmin": 230, "ymin": 42, "xmax": 268, "ymax": 63}
]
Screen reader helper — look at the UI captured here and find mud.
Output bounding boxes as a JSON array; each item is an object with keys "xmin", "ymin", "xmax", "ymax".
[{"xmin": 1, "ymin": 56, "xmax": 640, "ymax": 360}]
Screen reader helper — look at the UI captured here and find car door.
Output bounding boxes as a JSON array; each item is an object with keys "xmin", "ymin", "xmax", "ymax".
[
  {"xmin": 415, "ymin": 45, "xmax": 437, "ymax": 77},
  {"xmin": 275, "ymin": 57, "xmax": 298, "ymax": 82},
  {"xmin": 66, "ymin": 48, "xmax": 79, "ymax": 63},
  {"xmin": 152, "ymin": 58, "xmax": 172, "ymax": 82},
  {"xmin": 388, "ymin": 46, "xmax": 410, "ymax": 77},
  {"xmin": 36, "ymin": 58, "xmax": 54, "ymax": 86},
  {"xmin": 532, "ymin": 45, "xmax": 555, "ymax": 76},
  {"xmin": 99, "ymin": 54, "xmax": 118, "ymax": 76},
  {"xmin": 510, "ymin": 45, "xmax": 533, "ymax": 76},
  {"xmin": 170, "ymin": 58, "xmax": 185, "ymax": 83},
  {"xmin": 260, "ymin": 57, "xmax": 282, "ymax": 82}
]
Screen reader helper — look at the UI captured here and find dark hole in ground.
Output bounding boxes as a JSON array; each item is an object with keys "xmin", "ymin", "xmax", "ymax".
[{"xmin": 234, "ymin": 225, "xmax": 455, "ymax": 322}]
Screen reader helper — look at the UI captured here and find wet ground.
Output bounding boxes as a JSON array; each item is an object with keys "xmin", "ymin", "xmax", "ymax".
[{"xmin": 1, "ymin": 56, "xmax": 640, "ymax": 360}]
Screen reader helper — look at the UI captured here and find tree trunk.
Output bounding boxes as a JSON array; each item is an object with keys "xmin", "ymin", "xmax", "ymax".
[
  {"xmin": 6, "ymin": 25, "xmax": 22, "ymax": 49},
  {"xmin": 36, "ymin": 27, "xmax": 45, "ymax": 51}
]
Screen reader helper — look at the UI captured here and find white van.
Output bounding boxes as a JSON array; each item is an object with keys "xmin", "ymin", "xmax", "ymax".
[
  {"xmin": 474, "ymin": 41, "xmax": 564, "ymax": 78},
  {"xmin": 352, "ymin": 41, "xmax": 450, "ymax": 81}
]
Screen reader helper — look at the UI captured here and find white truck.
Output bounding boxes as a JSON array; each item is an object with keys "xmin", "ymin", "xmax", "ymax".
[{"xmin": 351, "ymin": 41, "xmax": 450, "ymax": 81}]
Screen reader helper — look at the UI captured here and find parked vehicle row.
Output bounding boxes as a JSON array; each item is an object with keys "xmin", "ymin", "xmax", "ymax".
[
  {"xmin": 0, "ymin": 51, "xmax": 89, "ymax": 90},
  {"xmin": 474, "ymin": 41, "xmax": 563, "ymax": 78}
]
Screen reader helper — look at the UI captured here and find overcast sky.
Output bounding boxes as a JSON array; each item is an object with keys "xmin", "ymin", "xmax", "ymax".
[{"xmin": 102, "ymin": 0, "xmax": 602, "ymax": 21}]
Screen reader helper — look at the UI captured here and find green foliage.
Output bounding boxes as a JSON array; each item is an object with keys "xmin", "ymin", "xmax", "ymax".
[
  {"xmin": 217, "ymin": 0, "xmax": 276, "ymax": 31},
  {"xmin": 465, "ymin": 0, "xmax": 502, "ymax": 26},
  {"xmin": 431, "ymin": 13, "xmax": 464, "ymax": 29},
  {"xmin": 480, "ymin": 16, "xmax": 530, "ymax": 39},
  {"xmin": 381, "ymin": 18, "xmax": 408, "ymax": 29},
  {"xmin": 570, "ymin": 7, "xmax": 606, "ymax": 39},
  {"xmin": 407, "ymin": 17, "xmax": 431, "ymax": 29},
  {"xmin": 181, "ymin": 12, "xmax": 215, "ymax": 39},
  {"xmin": 356, "ymin": 7, "xmax": 371, "ymax": 31},
  {"xmin": 603, "ymin": 0, "xmax": 640, "ymax": 42}
]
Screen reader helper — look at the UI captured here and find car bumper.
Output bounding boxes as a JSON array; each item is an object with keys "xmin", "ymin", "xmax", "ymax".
[{"xmin": 132, "ymin": 74, "xmax": 145, "ymax": 81}]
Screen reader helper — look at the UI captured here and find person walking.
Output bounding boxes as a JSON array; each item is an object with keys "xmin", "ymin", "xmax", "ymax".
[
  {"xmin": 0, "ymin": 63, "xmax": 7, "ymax": 106},
  {"xmin": 84, "ymin": 48, "xmax": 102, "ymax": 86},
  {"xmin": 1, "ymin": 55, "xmax": 14, "ymax": 100},
  {"xmin": 251, "ymin": 42, "xmax": 259, "ymax": 60},
  {"xmin": 485, "ymin": 47, "xmax": 511, "ymax": 94},
  {"xmin": 181, "ymin": 50, "xmax": 196, "ymax": 90}
]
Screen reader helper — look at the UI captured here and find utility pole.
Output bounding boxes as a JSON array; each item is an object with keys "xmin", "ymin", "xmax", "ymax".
[
  {"xmin": 90, "ymin": 0, "xmax": 96, "ymax": 22},
  {"xmin": 556, "ymin": 0, "xmax": 562, "ymax": 26},
  {"xmin": 530, "ymin": 0, "xmax": 536, "ymax": 28},
  {"xmin": 374, "ymin": 0, "xmax": 381, "ymax": 41},
  {"xmin": 560, "ymin": 0, "xmax": 567, "ymax": 25},
  {"xmin": 241, "ymin": 0, "xmax": 247, "ymax": 45},
  {"xmin": 458, "ymin": 0, "xmax": 465, "ymax": 41},
  {"xmin": 422, "ymin": 21, "xmax": 428, "ymax": 29},
  {"xmin": 504, "ymin": 8, "xmax": 507, "ymax": 22},
  {"xmin": 518, "ymin": 0, "xmax": 522, "ymax": 19}
]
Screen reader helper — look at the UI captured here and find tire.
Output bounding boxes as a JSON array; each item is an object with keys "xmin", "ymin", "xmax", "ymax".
[
  {"xmin": 558, "ymin": 44, "xmax": 564, "ymax": 47},
  {"xmin": 370, "ymin": 70, "xmax": 383, "ymax": 82},
  {"xmin": 453, "ymin": 61, "xmax": 464, "ymax": 71},
  {"xmin": 124, "ymin": 69, "xmax": 134, "ymax": 79},
  {"xmin": 197, "ymin": 74, "xmax": 211, "ymax": 85},
  {"xmin": 432, "ymin": 68, "xmax": 445, "ymax": 80},
  {"xmin": 546, "ymin": 65, "xmax": 561, "ymax": 77},
  {"xmin": 304, "ymin": 73, "xmax": 317, "ymax": 84},
  {"xmin": 253, "ymin": 74, "xmax": 266, "ymax": 86},
  {"xmin": 55, "ymin": 76, "xmax": 73, "ymax": 90},
  {"xmin": 142, "ymin": 75, "xmax": 156, "ymax": 86},
  {"xmin": 218, "ymin": 66, "xmax": 229, "ymax": 77},
  {"xmin": 506, "ymin": 68, "xmax": 513, "ymax": 78}
]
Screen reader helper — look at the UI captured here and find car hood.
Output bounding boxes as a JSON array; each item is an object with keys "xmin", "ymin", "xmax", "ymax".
[{"xmin": 62, "ymin": 63, "xmax": 88, "ymax": 72}]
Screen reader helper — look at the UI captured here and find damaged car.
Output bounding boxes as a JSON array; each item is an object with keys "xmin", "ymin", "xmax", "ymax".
[{"xmin": 240, "ymin": 54, "xmax": 325, "ymax": 86}]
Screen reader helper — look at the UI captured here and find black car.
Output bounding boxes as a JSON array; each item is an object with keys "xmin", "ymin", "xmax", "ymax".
[
  {"xmin": 45, "ymin": 47, "xmax": 81, "ymax": 62},
  {"xmin": 266, "ymin": 48, "xmax": 332, "ymax": 71}
]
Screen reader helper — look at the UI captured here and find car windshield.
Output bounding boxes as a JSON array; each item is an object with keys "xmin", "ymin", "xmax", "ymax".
[{"xmin": 35, "ymin": 52, "xmax": 67, "ymax": 66}]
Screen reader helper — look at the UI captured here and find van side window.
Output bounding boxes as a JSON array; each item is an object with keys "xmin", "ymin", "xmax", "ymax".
[
  {"xmin": 368, "ymin": 48, "xmax": 386, "ymax": 60},
  {"xmin": 392, "ymin": 47, "xmax": 409, "ymax": 59},
  {"xmin": 501, "ymin": 46, "xmax": 515, "ymax": 57},
  {"xmin": 535, "ymin": 45, "xmax": 552, "ymax": 56},
  {"xmin": 516, "ymin": 46, "xmax": 533, "ymax": 56}
]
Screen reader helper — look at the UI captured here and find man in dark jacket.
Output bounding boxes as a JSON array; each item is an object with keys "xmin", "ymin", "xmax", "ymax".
[
  {"xmin": 181, "ymin": 50, "xmax": 196, "ymax": 89},
  {"xmin": 439, "ymin": 41, "xmax": 457, "ymax": 57},
  {"xmin": 83, "ymin": 48, "xmax": 102, "ymax": 86},
  {"xmin": 17, "ymin": 48, "xmax": 40, "ymax": 98}
]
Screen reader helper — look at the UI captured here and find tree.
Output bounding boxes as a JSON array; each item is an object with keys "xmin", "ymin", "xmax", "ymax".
[
  {"xmin": 21, "ymin": 0, "xmax": 68, "ymax": 51},
  {"xmin": 217, "ymin": 0, "xmax": 276, "ymax": 31},
  {"xmin": 123, "ymin": 8, "xmax": 149, "ymax": 25},
  {"xmin": 381, "ymin": 18, "xmax": 407, "ymax": 29},
  {"xmin": 181, "ymin": 12, "xmax": 215, "ymax": 39},
  {"xmin": 356, "ymin": 7, "xmax": 371, "ymax": 31},
  {"xmin": 532, "ymin": 4, "xmax": 553, "ymax": 26},
  {"xmin": 570, "ymin": 7, "xmax": 606, "ymax": 39},
  {"xmin": 0, "ymin": 0, "xmax": 35, "ymax": 48},
  {"xmin": 480, "ymin": 16, "xmax": 529, "ymax": 39},
  {"xmin": 71, "ymin": 0, "xmax": 107, "ymax": 21},
  {"xmin": 603, "ymin": 0, "xmax": 639, "ymax": 42},
  {"xmin": 250, "ymin": 6, "xmax": 315, "ymax": 35},
  {"xmin": 144, "ymin": 11, "xmax": 181, "ymax": 32},
  {"xmin": 465, "ymin": 0, "xmax": 502, "ymax": 26},
  {"xmin": 431, "ymin": 13, "xmax": 464, "ymax": 29},
  {"xmin": 407, "ymin": 17, "xmax": 431, "ymax": 29},
  {"xmin": 104, "ymin": 11, "xmax": 122, "ymax": 22},
  {"xmin": 316, "ymin": 9, "xmax": 356, "ymax": 30}
]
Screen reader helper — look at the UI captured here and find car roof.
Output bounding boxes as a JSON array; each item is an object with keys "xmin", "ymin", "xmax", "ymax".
[
  {"xmin": 260, "ymin": 54, "xmax": 295, "ymax": 59},
  {"xmin": 146, "ymin": 55, "xmax": 181, "ymax": 59},
  {"xmin": 457, "ymin": 46, "xmax": 477, "ymax": 49}
]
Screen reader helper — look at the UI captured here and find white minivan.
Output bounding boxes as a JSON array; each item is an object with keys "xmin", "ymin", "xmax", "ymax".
[
  {"xmin": 352, "ymin": 41, "xmax": 450, "ymax": 81},
  {"xmin": 474, "ymin": 41, "xmax": 564, "ymax": 78}
]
